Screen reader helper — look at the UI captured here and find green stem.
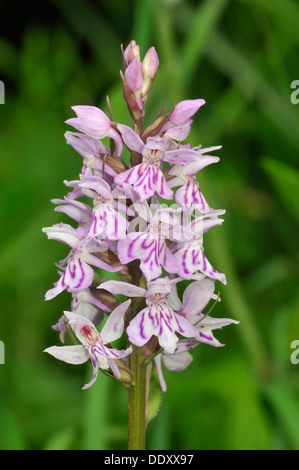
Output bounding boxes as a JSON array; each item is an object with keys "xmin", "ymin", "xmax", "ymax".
[{"xmin": 127, "ymin": 345, "xmax": 150, "ymax": 450}]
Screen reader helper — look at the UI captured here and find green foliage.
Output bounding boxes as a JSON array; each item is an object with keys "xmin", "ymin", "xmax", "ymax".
[
  {"xmin": 147, "ymin": 369, "xmax": 164, "ymax": 425},
  {"xmin": 262, "ymin": 158, "xmax": 299, "ymax": 221},
  {"xmin": 0, "ymin": 0, "xmax": 298, "ymax": 450}
]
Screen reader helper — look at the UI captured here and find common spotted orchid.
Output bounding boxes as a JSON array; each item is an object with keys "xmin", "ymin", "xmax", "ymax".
[{"xmin": 43, "ymin": 40, "xmax": 238, "ymax": 450}]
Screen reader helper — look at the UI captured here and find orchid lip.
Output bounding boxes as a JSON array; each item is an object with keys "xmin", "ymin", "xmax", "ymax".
[{"xmin": 80, "ymin": 325, "xmax": 100, "ymax": 346}]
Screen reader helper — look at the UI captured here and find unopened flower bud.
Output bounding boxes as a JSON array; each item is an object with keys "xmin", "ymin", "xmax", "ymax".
[
  {"xmin": 125, "ymin": 57, "xmax": 144, "ymax": 92},
  {"xmin": 142, "ymin": 47, "xmax": 159, "ymax": 80},
  {"xmin": 122, "ymin": 40, "xmax": 140, "ymax": 68}
]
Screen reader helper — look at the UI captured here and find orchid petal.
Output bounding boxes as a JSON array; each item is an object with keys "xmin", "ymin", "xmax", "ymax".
[
  {"xmin": 195, "ymin": 330, "xmax": 224, "ymax": 347},
  {"xmin": 100, "ymin": 299, "xmax": 131, "ymax": 344},
  {"xmin": 117, "ymin": 232, "xmax": 147, "ymax": 264},
  {"xmin": 99, "ymin": 280, "xmax": 146, "ymax": 298},
  {"xmin": 127, "ymin": 303, "xmax": 180, "ymax": 354},
  {"xmin": 45, "ymin": 277, "xmax": 66, "ymax": 301},
  {"xmin": 174, "ymin": 313, "xmax": 197, "ymax": 338},
  {"xmin": 195, "ymin": 315, "xmax": 239, "ymax": 332},
  {"xmin": 79, "ymin": 175, "xmax": 112, "ymax": 199},
  {"xmin": 117, "ymin": 124, "xmax": 144, "ymax": 153},
  {"xmin": 154, "ymin": 355, "xmax": 167, "ymax": 392},
  {"xmin": 66, "ymin": 106, "xmax": 110, "ymax": 139},
  {"xmin": 64, "ymin": 258, "xmax": 95, "ymax": 292},
  {"xmin": 164, "ymin": 121, "xmax": 192, "ymax": 142},
  {"xmin": 139, "ymin": 248, "xmax": 162, "ymax": 281},
  {"xmin": 65, "ymin": 131, "xmax": 108, "ymax": 159},
  {"xmin": 181, "ymin": 156, "xmax": 220, "ymax": 175},
  {"xmin": 82, "ymin": 355, "xmax": 100, "ymax": 389},
  {"xmin": 86, "ymin": 205, "xmax": 129, "ymax": 242},
  {"xmin": 72, "ymin": 288, "xmax": 111, "ymax": 317},
  {"xmin": 190, "ymin": 216, "xmax": 225, "ymax": 236},
  {"xmin": 115, "ymin": 162, "xmax": 173, "ymax": 201},
  {"xmin": 170, "ymin": 99, "xmax": 205, "ymax": 125},
  {"xmin": 42, "ymin": 225, "xmax": 80, "ymax": 250},
  {"xmin": 64, "ymin": 311, "xmax": 100, "ymax": 346},
  {"xmin": 52, "ymin": 198, "xmax": 93, "ymax": 225},
  {"xmin": 181, "ymin": 278, "xmax": 216, "ymax": 316},
  {"xmin": 44, "ymin": 345, "xmax": 89, "ymax": 364},
  {"xmin": 162, "ymin": 350, "xmax": 193, "ymax": 372},
  {"xmin": 164, "ymin": 148, "xmax": 203, "ymax": 164},
  {"xmin": 162, "ymin": 246, "xmax": 180, "ymax": 275},
  {"xmin": 126, "ymin": 306, "xmax": 155, "ymax": 347},
  {"xmin": 175, "ymin": 243, "xmax": 227, "ymax": 284}
]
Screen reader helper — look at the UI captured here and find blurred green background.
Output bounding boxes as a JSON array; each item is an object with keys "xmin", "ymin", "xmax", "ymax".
[{"xmin": 0, "ymin": 0, "xmax": 299, "ymax": 450}]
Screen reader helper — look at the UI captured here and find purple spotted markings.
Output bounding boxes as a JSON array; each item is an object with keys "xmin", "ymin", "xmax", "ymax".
[{"xmin": 43, "ymin": 40, "xmax": 238, "ymax": 391}]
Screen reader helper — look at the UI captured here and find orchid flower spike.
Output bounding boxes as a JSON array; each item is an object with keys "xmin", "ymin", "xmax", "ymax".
[{"xmin": 43, "ymin": 39, "xmax": 238, "ymax": 399}]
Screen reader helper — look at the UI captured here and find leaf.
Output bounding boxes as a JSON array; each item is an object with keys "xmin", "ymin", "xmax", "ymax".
[
  {"xmin": 147, "ymin": 398, "xmax": 170, "ymax": 451},
  {"xmin": 206, "ymin": 32, "xmax": 299, "ymax": 152},
  {"xmin": 269, "ymin": 308, "xmax": 291, "ymax": 374},
  {"xmin": 131, "ymin": 0, "xmax": 153, "ymax": 55},
  {"xmin": 166, "ymin": 355, "xmax": 272, "ymax": 449},
  {"xmin": 0, "ymin": 38, "xmax": 18, "ymax": 80},
  {"xmin": 286, "ymin": 290, "xmax": 299, "ymax": 347},
  {"xmin": 239, "ymin": 0, "xmax": 299, "ymax": 44},
  {"xmin": 245, "ymin": 256, "xmax": 292, "ymax": 298},
  {"xmin": 50, "ymin": 0, "xmax": 121, "ymax": 76},
  {"xmin": 265, "ymin": 382, "xmax": 299, "ymax": 449},
  {"xmin": 262, "ymin": 157, "xmax": 299, "ymax": 221},
  {"xmin": 181, "ymin": 0, "xmax": 229, "ymax": 88},
  {"xmin": 147, "ymin": 369, "xmax": 163, "ymax": 425},
  {"xmin": 82, "ymin": 371, "xmax": 111, "ymax": 450},
  {"xmin": 44, "ymin": 427, "xmax": 76, "ymax": 450},
  {"xmin": 0, "ymin": 400, "xmax": 28, "ymax": 450}
]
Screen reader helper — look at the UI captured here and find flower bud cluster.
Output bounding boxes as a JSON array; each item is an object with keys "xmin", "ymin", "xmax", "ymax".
[{"xmin": 120, "ymin": 41, "xmax": 159, "ymax": 131}]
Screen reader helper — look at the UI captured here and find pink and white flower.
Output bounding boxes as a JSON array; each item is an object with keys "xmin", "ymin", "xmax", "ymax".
[
  {"xmin": 115, "ymin": 125, "xmax": 219, "ymax": 202},
  {"xmin": 177, "ymin": 277, "xmax": 238, "ymax": 345},
  {"xmin": 117, "ymin": 206, "xmax": 191, "ymax": 282},
  {"xmin": 100, "ymin": 278, "xmax": 197, "ymax": 354},
  {"xmin": 171, "ymin": 211, "xmax": 227, "ymax": 284},
  {"xmin": 114, "ymin": 124, "xmax": 173, "ymax": 201},
  {"xmin": 43, "ymin": 224, "xmax": 123, "ymax": 300},
  {"xmin": 45, "ymin": 300, "xmax": 132, "ymax": 389},
  {"xmin": 167, "ymin": 146, "xmax": 222, "ymax": 215},
  {"xmin": 77, "ymin": 175, "xmax": 130, "ymax": 242}
]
